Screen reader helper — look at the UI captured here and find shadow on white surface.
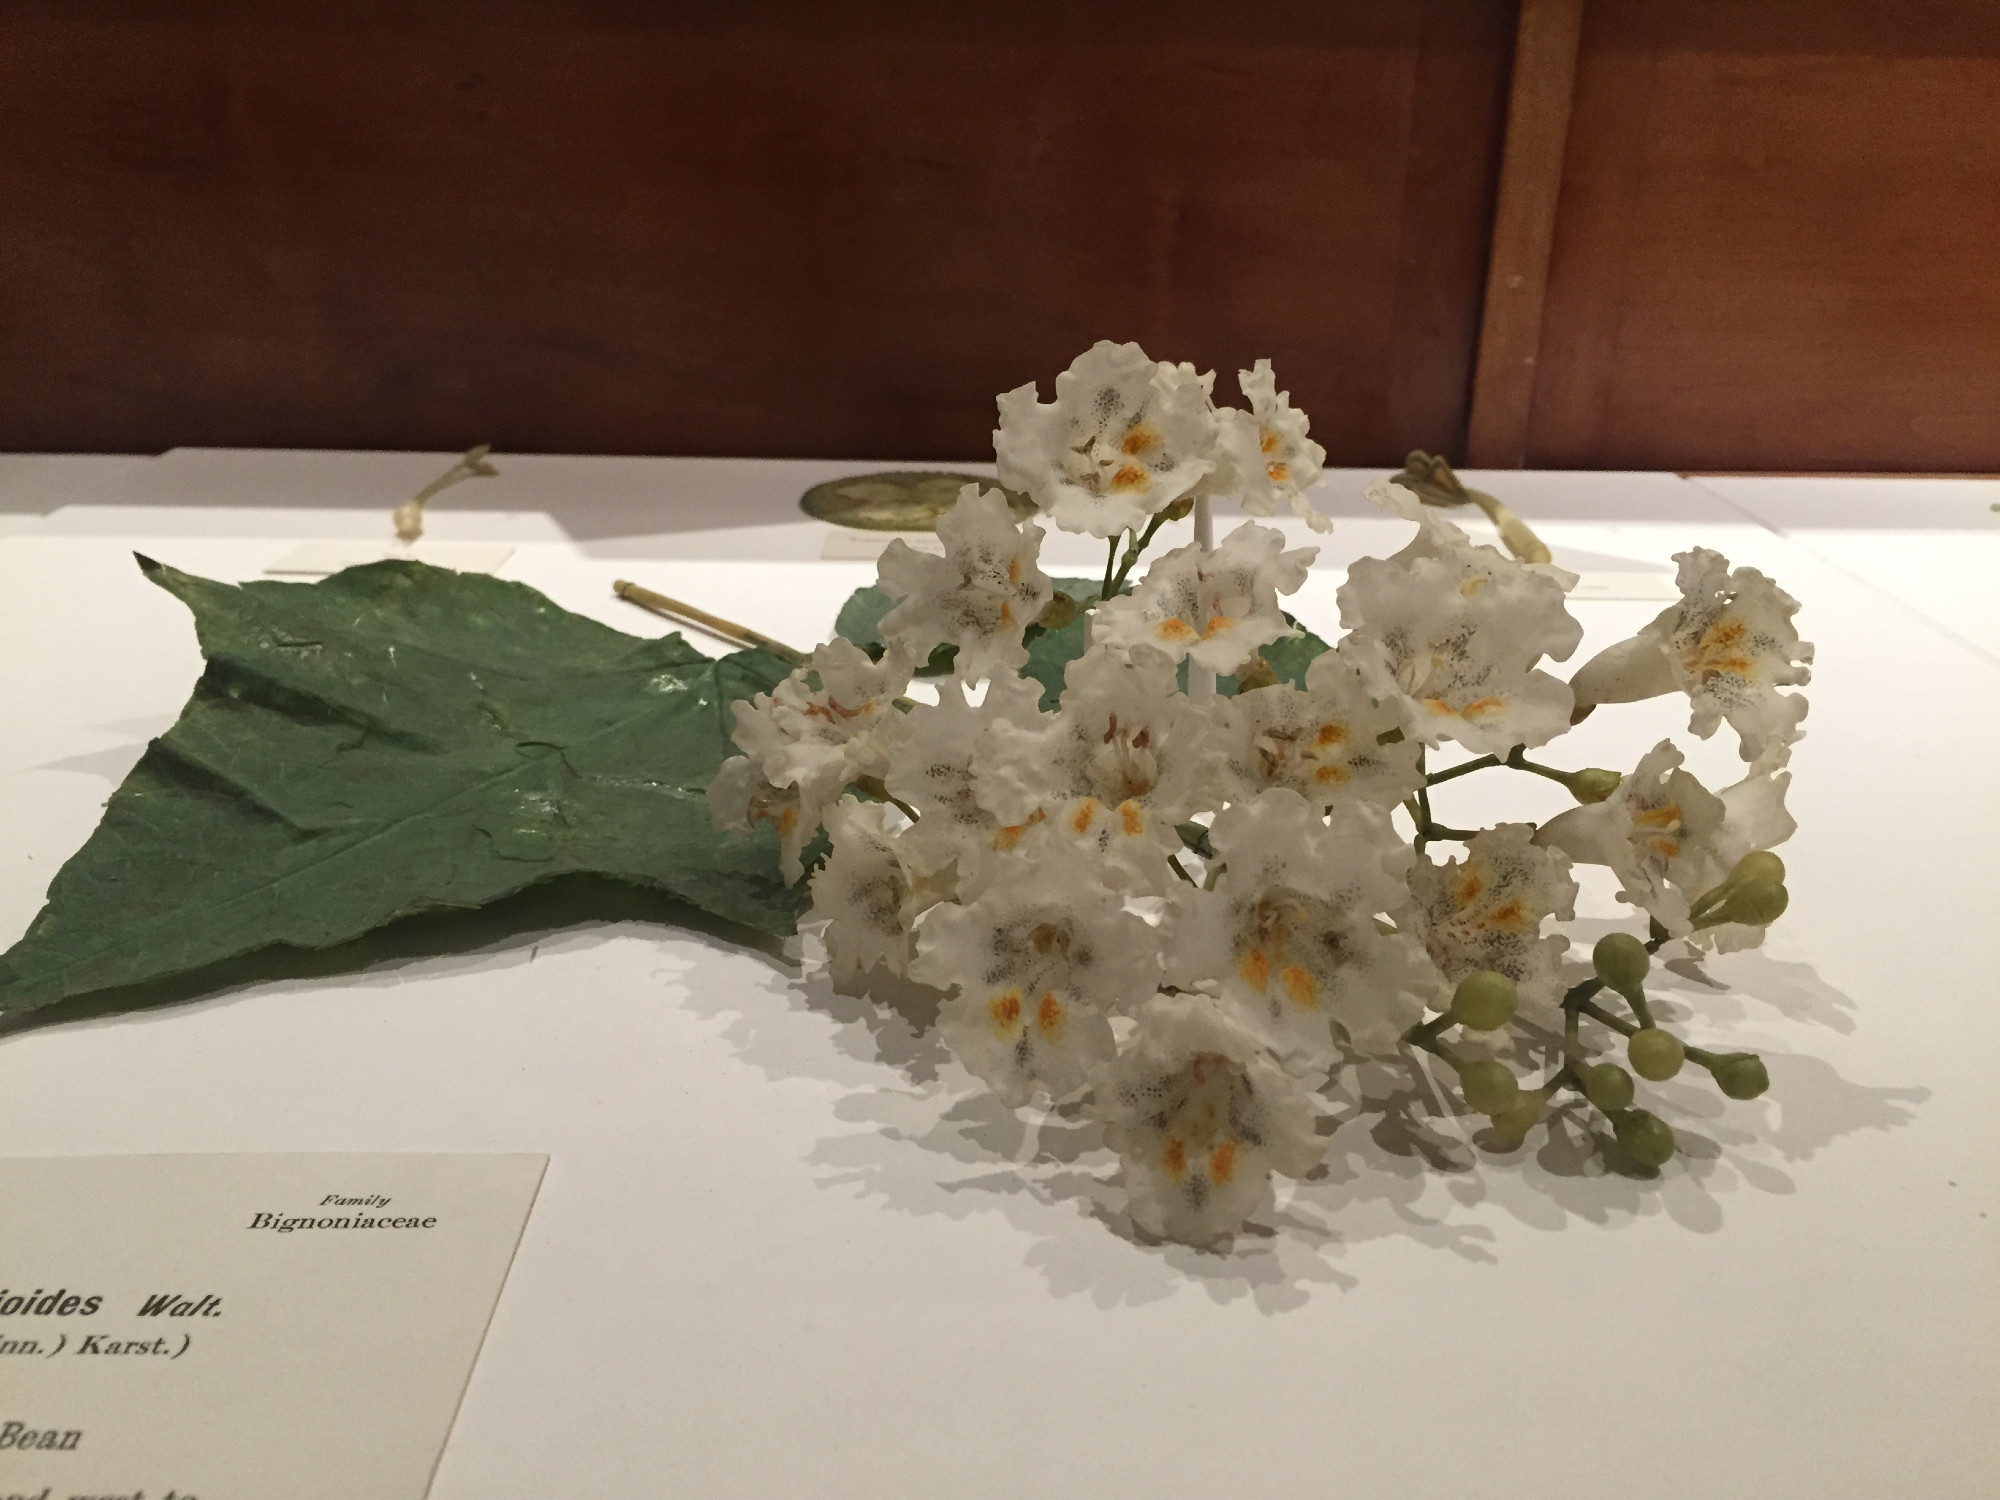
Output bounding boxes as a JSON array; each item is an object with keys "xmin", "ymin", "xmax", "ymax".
[{"xmin": 679, "ymin": 925, "xmax": 1925, "ymax": 1313}]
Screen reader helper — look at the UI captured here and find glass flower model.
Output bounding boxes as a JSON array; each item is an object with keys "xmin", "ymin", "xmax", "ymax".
[{"xmin": 711, "ymin": 340, "xmax": 1813, "ymax": 1248}]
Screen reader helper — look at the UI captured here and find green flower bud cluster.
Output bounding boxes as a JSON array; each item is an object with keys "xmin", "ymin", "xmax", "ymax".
[
  {"xmin": 1690, "ymin": 850, "xmax": 1789, "ymax": 930},
  {"xmin": 1408, "ymin": 938, "xmax": 1774, "ymax": 1173}
]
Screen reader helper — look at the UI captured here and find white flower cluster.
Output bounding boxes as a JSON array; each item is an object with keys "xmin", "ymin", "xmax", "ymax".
[{"xmin": 709, "ymin": 341, "xmax": 1813, "ymax": 1247}]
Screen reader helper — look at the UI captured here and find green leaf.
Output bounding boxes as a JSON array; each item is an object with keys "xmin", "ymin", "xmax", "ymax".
[
  {"xmin": 833, "ymin": 583, "xmax": 897, "ymax": 653},
  {"xmin": 1020, "ymin": 578, "xmax": 1102, "ymax": 710},
  {"xmin": 833, "ymin": 583, "xmax": 958, "ymax": 676},
  {"xmin": 0, "ymin": 557, "xmax": 799, "ymax": 1022},
  {"xmin": 1218, "ymin": 618, "xmax": 1334, "ymax": 694}
]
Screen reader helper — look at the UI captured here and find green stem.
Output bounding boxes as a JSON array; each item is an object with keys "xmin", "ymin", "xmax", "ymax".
[
  {"xmin": 1576, "ymin": 996, "xmax": 1638, "ymax": 1038},
  {"xmin": 1106, "ymin": 507, "xmax": 1178, "ymax": 596},
  {"xmin": 1167, "ymin": 854, "xmax": 1198, "ymax": 886},
  {"xmin": 1100, "ymin": 534, "xmax": 1121, "ymax": 602},
  {"xmin": 1505, "ymin": 745, "xmax": 1574, "ymax": 786},
  {"xmin": 1405, "ymin": 1011, "xmax": 1457, "ymax": 1050},
  {"xmin": 1424, "ymin": 754, "xmax": 1501, "ymax": 788}
]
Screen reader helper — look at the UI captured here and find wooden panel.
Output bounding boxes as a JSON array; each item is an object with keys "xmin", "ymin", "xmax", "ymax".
[
  {"xmin": 0, "ymin": 1, "xmax": 1514, "ymax": 462},
  {"xmin": 1464, "ymin": 0, "xmax": 1583, "ymax": 468},
  {"xmin": 1530, "ymin": 0, "xmax": 2000, "ymax": 472}
]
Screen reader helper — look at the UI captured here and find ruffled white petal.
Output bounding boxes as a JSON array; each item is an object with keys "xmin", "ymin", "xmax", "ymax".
[
  {"xmin": 876, "ymin": 485, "xmax": 1053, "ymax": 679},
  {"xmin": 1094, "ymin": 992, "xmax": 1325, "ymax": 1244},
  {"xmin": 912, "ymin": 854, "xmax": 1157, "ymax": 1106},
  {"xmin": 1093, "ymin": 521, "xmax": 1314, "ymax": 673},
  {"xmin": 1214, "ymin": 637, "xmax": 1423, "ymax": 811},
  {"xmin": 1408, "ymin": 824, "xmax": 1577, "ymax": 1021},
  {"xmin": 1338, "ymin": 482, "xmax": 1583, "ymax": 753}
]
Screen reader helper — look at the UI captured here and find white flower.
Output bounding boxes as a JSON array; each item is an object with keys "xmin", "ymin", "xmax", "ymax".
[
  {"xmin": 1168, "ymin": 791, "xmax": 1433, "ymax": 1067},
  {"xmin": 1690, "ymin": 763, "xmax": 1798, "ymax": 954},
  {"xmin": 876, "ymin": 485, "xmax": 1053, "ymax": 679},
  {"xmin": 1094, "ymin": 992, "xmax": 1325, "ymax": 1245},
  {"xmin": 1569, "ymin": 548, "xmax": 1812, "ymax": 764},
  {"xmin": 1407, "ymin": 824, "xmax": 1577, "ymax": 1020},
  {"xmin": 910, "ymin": 855, "xmax": 1157, "ymax": 1107},
  {"xmin": 729, "ymin": 637, "xmax": 913, "ymax": 808},
  {"xmin": 994, "ymin": 340, "xmax": 1218, "ymax": 538},
  {"xmin": 810, "ymin": 797, "xmax": 941, "ymax": 988},
  {"xmin": 881, "ymin": 673, "xmax": 1047, "ymax": 894},
  {"xmin": 706, "ymin": 753, "xmax": 817, "ymax": 884},
  {"xmin": 1214, "ymin": 638, "xmax": 1423, "ymax": 811},
  {"xmin": 1216, "ymin": 359, "xmax": 1330, "ymax": 532},
  {"xmin": 1092, "ymin": 521, "xmax": 1315, "ymax": 673},
  {"xmin": 1534, "ymin": 740, "xmax": 1731, "ymax": 935},
  {"xmin": 1338, "ymin": 483, "xmax": 1583, "ymax": 754},
  {"xmin": 973, "ymin": 643, "xmax": 1221, "ymax": 892}
]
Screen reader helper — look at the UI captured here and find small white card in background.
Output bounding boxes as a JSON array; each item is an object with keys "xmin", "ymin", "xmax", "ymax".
[
  {"xmin": 0, "ymin": 1153, "xmax": 545, "ymax": 1498},
  {"xmin": 265, "ymin": 540, "xmax": 515, "ymax": 576},
  {"xmin": 1566, "ymin": 570, "xmax": 1680, "ymax": 601},
  {"xmin": 818, "ymin": 528, "xmax": 943, "ymax": 561}
]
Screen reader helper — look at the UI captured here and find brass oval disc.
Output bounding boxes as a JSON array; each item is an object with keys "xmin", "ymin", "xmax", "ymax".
[{"xmin": 800, "ymin": 471, "xmax": 1035, "ymax": 532}]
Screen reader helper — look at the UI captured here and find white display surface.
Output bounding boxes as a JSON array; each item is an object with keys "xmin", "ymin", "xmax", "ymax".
[{"xmin": 1, "ymin": 455, "xmax": 1994, "ymax": 1498}]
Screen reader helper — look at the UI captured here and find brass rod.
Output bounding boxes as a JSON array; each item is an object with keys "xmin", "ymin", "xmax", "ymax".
[{"xmin": 612, "ymin": 579, "xmax": 809, "ymax": 666}]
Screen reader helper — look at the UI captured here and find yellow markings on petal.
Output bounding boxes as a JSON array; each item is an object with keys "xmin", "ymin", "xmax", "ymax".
[
  {"xmin": 1689, "ymin": 617, "xmax": 1755, "ymax": 679},
  {"xmin": 1259, "ymin": 427, "xmax": 1280, "ymax": 455},
  {"xmin": 1453, "ymin": 869, "xmax": 1486, "ymax": 908},
  {"xmin": 1118, "ymin": 799, "xmax": 1145, "ymax": 836},
  {"xmin": 1204, "ymin": 614, "xmax": 1234, "ymax": 638},
  {"xmin": 1280, "ymin": 965, "xmax": 1320, "ymax": 1010},
  {"xmin": 993, "ymin": 808, "xmax": 1046, "ymax": 851},
  {"xmin": 1157, "ymin": 617, "xmax": 1197, "ymax": 641},
  {"xmin": 1314, "ymin": 722, "xmax": 1348, "ymax": 747},
  {"xmin": 1460, "ymin": 577, "xmax": 1485, "ymax": 597},
  {"xmin": 1486, "ymin": 898, "xmax": 1532, "ymax": 931},
  {"xmin": 1163, "ymin": 1138, "xmax": 1188, "ymax": 1181},
  {"xmin": 1422, "ymin": 696, "xmax": 1458, "ymax": 718},
  {"xmin": 1633, "ymin": 803, "xmax": 1682, "ymax": 830},
  {"xmin": 1239, "ymin": 947, "xmax": 1272, "ymax": 992},
  {"xmin": 1121, "ymin": 423, "xmax": 1161, "ymax": 456},
  {"xmin": 1035, "ymin": 991, "xmax": 1064, "ymax": 1037},
  {"xmin": 1313, "ymin": 763, "xmax": 1351, "ymax": 784},
  {"xmin": 1645, "ymin": 836, "xmax": 1680, "ymax": 859},
  {"xmin": 1110, "ymin": 464, "xmax": 1151, "ymax": 494},
  {"xmin": 1208, "ymin": 1141, "xmax": 1237, "ymax": 1185},
  {"xmin": 989, "ymin": 989, "xmax": 1023, "ymax": 1034},
  {"xmin": 1069, "ymin": 798, "xmax": 1101, "ymax": 834},
  {"xmin": 1266, "ymin": 461, "xmax": 1289, "ymax": 484},
  {"xmin": 777, "ymin": 806, "xmax": 799, "ymax": 836},
  {"xmin": 1007, "ymin": 557, "xmax": 1021, "ymax": 583},
  {"xmin": 998, "ymin": 601, "xmax": 1013, "ymax": 626},
  {"xmin": 1461, "ymin": 696, "xmax": 1506, "ymax": 720}
]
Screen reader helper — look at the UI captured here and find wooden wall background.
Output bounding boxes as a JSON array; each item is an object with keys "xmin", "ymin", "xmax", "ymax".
[{"xmin": 0, "ymin": 0, "xmax": 1993, "ymax": 472}]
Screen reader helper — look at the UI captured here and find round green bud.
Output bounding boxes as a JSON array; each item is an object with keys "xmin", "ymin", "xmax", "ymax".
[
  {"xmin": 1711, "ymin": 1052, "xmax": 1771, "ymax": 1100},
  {"xmin": 1628, "ymin": 1027, "xmax": 1686, "ymax": 1081},
  {"xmin": 1488, "ymin": 1092, "xmax": 1545, "ymax": 1140},
  {"xmin": 1592, "ymin": 932, "xmax": 1651, "ymax": 993},
  {"xmin": 1721, "ymin": 879, "xmax": 1789, "ymax": 927},
  {"xmin": 1729, "ymin": 850, "xmax": 1786, "ymax": 887},
  {"xmin": 1036, "ymin": 591, "xmax": 1079, "ymax": 631},
  {"xmin": 1450, "ymin": 970, "xmax": 1518, "ymax": 1031},
  {"xmin": 1581, "ymin": 1062, "xmax": 1636, "ymax": 1114},
  {"xmin": 1565, "ymin": 767, "xmax": 1623, "ymax": 804},
  {"xmin": 1458, "ymin": 1059, "xmax": 1519, "ymax": 1116},
  {"xmin": 1613, "ymin": 1109, "xmax": 1676, "ymax": 1168}
]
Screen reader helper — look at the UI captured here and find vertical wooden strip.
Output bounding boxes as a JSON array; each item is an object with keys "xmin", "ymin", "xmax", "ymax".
[{"xmin": 1465, "ymin": 0, "xmax": 1586, "ymax": 467}]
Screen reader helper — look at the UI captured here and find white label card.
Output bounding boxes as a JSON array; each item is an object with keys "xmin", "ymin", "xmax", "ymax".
[{"xmin": 0, "ymin": 1153, "xmax": 545, "ymax": 1499}]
